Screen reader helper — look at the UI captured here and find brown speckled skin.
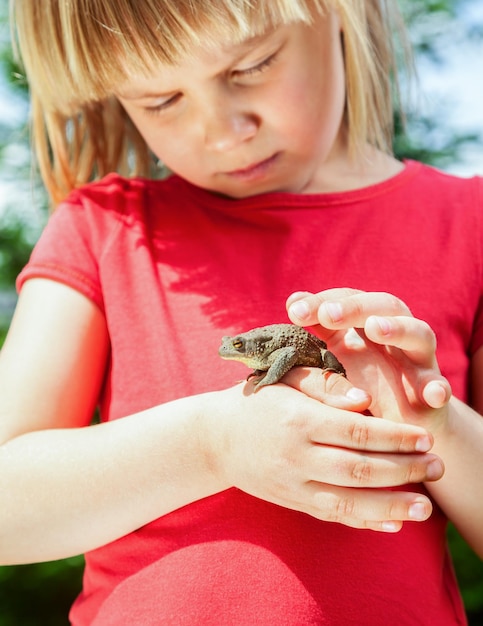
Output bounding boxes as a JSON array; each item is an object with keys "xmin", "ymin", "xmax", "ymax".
[{"xmin": 219, "ymin": 323, "xmax": 346, "ymax": 390}]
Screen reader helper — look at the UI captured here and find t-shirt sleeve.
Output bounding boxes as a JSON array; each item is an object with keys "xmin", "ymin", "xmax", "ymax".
[{"xmin": 16, "ymin": 193, "xmax": 107, "ymax": 312}]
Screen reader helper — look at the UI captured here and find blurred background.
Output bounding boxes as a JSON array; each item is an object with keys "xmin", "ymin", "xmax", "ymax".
[{"xmin": 1, "ymin": 0, "xmax": 483, "ymax": 624}]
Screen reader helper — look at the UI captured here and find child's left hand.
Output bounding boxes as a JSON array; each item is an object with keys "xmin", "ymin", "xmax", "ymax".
[{"xmin": 286, "ymin": 288, "xmax": 452, "ymax": 433}]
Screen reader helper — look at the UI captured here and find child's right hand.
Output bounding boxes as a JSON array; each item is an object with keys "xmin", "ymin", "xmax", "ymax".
[{"xmin": 203, "ymin": 378, "xmax": 444, "ymax": 533}]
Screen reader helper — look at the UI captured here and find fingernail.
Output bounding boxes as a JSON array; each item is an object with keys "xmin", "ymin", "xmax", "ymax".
[
  {"xmin": 324, "ymin": 302, "xmax": 343, "ymax": 324},
  {"xmin": 423, "ymin": 381, "xmax": 448, "ymax": 409},
  {"xmin": 382, "ymin": 521, "xmax": 400, "ymax": 532},
  {"xmin": 373, "ymin": 316, "xmax": 392, "ymax": 335},
  {"xmin": 409, "ymin": 502, "xmax": 429, "ymax": 521},
  {"xmin": 346, "ymin": 387, "xmax": 370, "ymax": 402},
  {"xmin": 415, "ymin": 435, "xmax": 432, "ymax": 452},
  {"xmin": 426, "ymin": 458, "xmax": 444, "ymax": 481},
  {"xmin": 289, "ymin": 300, "xmax": 310, "ymax": 321}
]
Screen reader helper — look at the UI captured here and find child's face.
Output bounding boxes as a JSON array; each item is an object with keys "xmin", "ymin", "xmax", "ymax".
[{"xmin": 116, "ymin": 11, "xmax": 346, "ymax": 197}]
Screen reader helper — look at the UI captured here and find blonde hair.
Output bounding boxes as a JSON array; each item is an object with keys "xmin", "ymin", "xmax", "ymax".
[{"xmin": 10, "ymin": 0, "xmax": 404, "ymax": 205}]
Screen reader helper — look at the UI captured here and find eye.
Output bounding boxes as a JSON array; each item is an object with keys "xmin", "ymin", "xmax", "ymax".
[
  {"xmin": 232, "ymin": 339, "xmax": 244, "ymax": 349},
  {"xmin": 234, "ymin": 51, "xmax": 278, "ymax": 78},
  {"xmin": 144, "ymin": 93, "xmax": 182, "ymax": 115}
]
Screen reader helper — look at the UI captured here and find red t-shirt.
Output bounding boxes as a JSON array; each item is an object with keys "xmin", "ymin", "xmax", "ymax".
[{"xmin": 18, "ymin": 160, "xmax": 481, "ymax": 625}]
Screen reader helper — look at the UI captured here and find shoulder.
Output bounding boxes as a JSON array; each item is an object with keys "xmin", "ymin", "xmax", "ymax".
[
  {"xmin": 48, "ymin": 174, "xmax": 194, "ymax": 241},
  {"xmin": 63, "ymin": 173, "xmax": 183, "ymax": 216},
  {"xmin": 398, "ymin": 161, "xmax": 483, "ymax": 230},
  {"xmin": 407, "ymin": 160, "xmax": 482, "ymax": 198}
]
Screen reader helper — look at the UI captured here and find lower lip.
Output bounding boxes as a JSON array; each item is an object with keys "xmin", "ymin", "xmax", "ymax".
[{"xmin": 226, "ymin": 154, "xmax": 279, "ymax": 182}]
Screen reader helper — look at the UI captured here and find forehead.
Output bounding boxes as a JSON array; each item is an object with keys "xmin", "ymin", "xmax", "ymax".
[
  {"xmin": 14, "ymin": 0, "xmax": 330, "ymax": 117},
  {"xmin": 107, "ymin": 0, "xmax": 317, "ymax": 88},
  {"xmin": 115, "ymin": 27, "xmax": 285, "ymax": 98},
  {"xmin": 25, "ymin": 0, "xmax": 320, "ymax": 111}
]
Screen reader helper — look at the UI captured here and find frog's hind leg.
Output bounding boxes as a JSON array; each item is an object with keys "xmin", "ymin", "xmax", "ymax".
[
  {"xmin": 247, "ymin": 369, "xmax": 266, "ymax": 382},
  {"xmin": 321, "ymin": 349, "xmax": 346, "ymax": 377}
]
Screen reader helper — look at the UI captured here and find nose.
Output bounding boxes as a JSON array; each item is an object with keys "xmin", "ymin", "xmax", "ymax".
[{"xmin": 204, "ymin": 99, "xmax": 259, "ymax": 152}]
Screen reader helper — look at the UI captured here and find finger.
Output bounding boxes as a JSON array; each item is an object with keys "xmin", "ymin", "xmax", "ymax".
[
  {"xmin": 286, "ymin": 291, "xmax": 321, "ymax": 326},
  {"xmin": 286, "ymin": 291, "xmax": 314, "ymax": 310},
  {"xmin": 306, "ymin": 446, "xmax": 444, "ymax": 488},
  {"xmin": 308, "ymin": 409, "xmax": 435, "ymax": 454},
  {"xmin": 317, "ymin": 292, "xmax": 412, "ymax": 329},
  {"xmin": 422, "ymin": 379, "xmax": 452, "ymax": 409},
  {"xmin": 286, "ymin": 288, "xmax": 363, "ymax": 310},
  {"xmin": 282, "ymin": 367, "xmax": 372, "ymax": 411},
  {"xmin": 362, "ymin": 316, "xmax": 452, "ymax": 407},
  {"xmin": 286, "ymin": 289, "xmax": 362, "ymax": 327},
  {"xmin": 364, "ymin": 315, "xmax": 436, "ymax": 364},
  {"xmin": 300, "ymin": 484, "xmax": 434, "ymax": 531}
]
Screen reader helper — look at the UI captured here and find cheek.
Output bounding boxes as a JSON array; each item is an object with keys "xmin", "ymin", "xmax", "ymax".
[
  {"xmin": 141, "ymin": 125, "xmax": 196, "ymax": 169},
  {"xmin": 121, "ymin": 105, "xmax": 195, "ymax": 167},
  {"xmin": 271, "ymin": 48, "xmax": 346, "ymax": 146},
  {"xmin": 275, "ymin": 77, "xmax": 345, "ymax": 149}
]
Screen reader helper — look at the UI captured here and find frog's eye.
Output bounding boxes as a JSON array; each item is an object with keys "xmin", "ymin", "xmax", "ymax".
[{"xmin": 232, "ymin": 339, "xmax": 244, "ymax": 349}]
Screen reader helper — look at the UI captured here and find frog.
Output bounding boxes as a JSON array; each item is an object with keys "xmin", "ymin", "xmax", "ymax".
[{"xmin": 218, "ymin": 323, "xmax": 346, "ymax": 391}]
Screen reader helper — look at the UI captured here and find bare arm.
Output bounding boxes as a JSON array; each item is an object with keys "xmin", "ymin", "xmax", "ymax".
[
  {"xmin": 424, "ymin": 348, "xmax": 483, "ymax": 556},
  {"xmin": 0, "ymin": 280, "xmax": 225, "ymax": 562},
  {"xmin": 0, "ymin": 280, "xmax": 442, "ymax": 564},
  {"xmin": 424, "ymin": 393, "xmax": 483, "ymax": 556}
]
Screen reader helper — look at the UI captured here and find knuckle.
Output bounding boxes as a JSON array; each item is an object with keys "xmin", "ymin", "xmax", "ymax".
[
  {"xmin": 323, "ymin": 371, "xmax": 343, "ymax": 393},
  {"xmin": 334, "ymin": 494, "xmax": 357, "ymax": 520},
  {"xmin": 349, "ymin": 420, "xmax": 371, "ymax": 448},
  {"xmin": 396, "ymin": 432, "xmax": 413, "ymax": 453},
  {"xmin": 280, "ymin": 405, "xmax": 309, "ymax": 436},
  {"xmin": 387, "ymin": 498, "xmax": 405, "ymax": 521},
  {"xmin": 350, "ymin": 458, "xmax": 373, "ymax": 485},
  {"xmin": 314, "ymin": 491, "xmax": 356, "ymax": 523},
  {"xmin": 351, "ymin": 298, "xmax": 366, "ymax": 319},
  {"xmin": 406, "ymin": 460, "xmax": 425, "ymax": 483}
]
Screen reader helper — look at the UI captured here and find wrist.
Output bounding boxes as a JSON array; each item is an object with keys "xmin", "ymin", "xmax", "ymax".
[
  {"xmin": 428, "ymin": 396, "xmax": 459, "ymax": 443},
  {"xmin": 193, "ymin": 390, "xmax": 235, "ymax": 492}
]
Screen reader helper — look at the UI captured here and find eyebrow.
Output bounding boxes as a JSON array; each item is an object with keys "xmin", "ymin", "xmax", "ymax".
[{"xmin": 116, "ymin": 30, "xmax": 277, "ymax": 100}]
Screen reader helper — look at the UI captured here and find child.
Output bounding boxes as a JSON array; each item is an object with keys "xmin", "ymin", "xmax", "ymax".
[{"xmin": 3, "ymin": 0, "xmax": 482, "ymax": 624}]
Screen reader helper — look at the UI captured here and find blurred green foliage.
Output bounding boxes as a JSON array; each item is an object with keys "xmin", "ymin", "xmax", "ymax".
[
  {"xmin": 0, "ymin": 0, "xmax": 482, "ymax": 624},
  {"xmin": 0, "ymin": 558, "xmax": 84, "ymax": 626}
]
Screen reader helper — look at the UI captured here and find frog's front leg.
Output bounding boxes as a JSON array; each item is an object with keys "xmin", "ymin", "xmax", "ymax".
[{"xmin": 253, "ymin": 347, "xmax": 299, "ymax": 391}]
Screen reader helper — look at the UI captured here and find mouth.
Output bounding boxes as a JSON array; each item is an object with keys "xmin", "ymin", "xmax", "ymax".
[{"xmin": 224, "ymin": 153, "xmax": 279, "ymax": 182}]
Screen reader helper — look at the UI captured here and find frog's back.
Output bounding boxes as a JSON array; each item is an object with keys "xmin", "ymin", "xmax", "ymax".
[{"xmin": 261, "ymin": 324, "xmax": 326, "ymax": 352}]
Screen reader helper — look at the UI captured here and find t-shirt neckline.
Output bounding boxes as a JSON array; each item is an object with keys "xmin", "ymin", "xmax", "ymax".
[{"xmin": 165, "ymin": 159, "xmax": 422, "ymax": 211}]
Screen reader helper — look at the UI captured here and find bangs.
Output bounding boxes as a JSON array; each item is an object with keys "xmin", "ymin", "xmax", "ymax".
[{"xmin": 14, "ymin": 0, "xmax": 326, "ymax": 114}]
